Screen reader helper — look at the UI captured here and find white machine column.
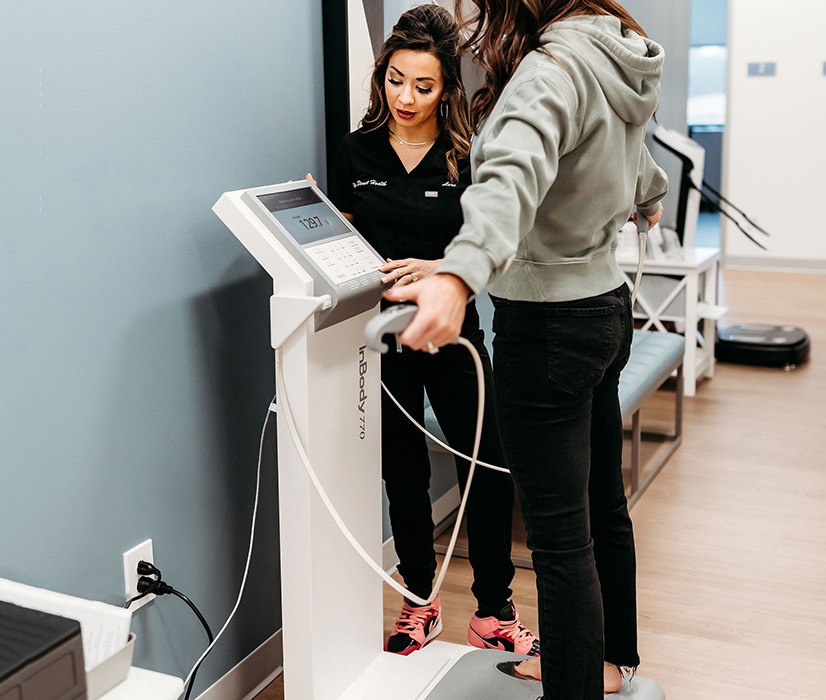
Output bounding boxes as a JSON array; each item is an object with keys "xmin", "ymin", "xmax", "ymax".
[
  {"xmin": 276, "ymin": 304, "xmax": 383, "ymax": 698},
  {"xmin": 213, "ymin": 182, "xmax": 388, "ymax": 699}
]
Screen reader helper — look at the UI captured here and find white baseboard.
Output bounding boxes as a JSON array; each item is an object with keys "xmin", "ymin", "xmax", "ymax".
[
  {"xmin": 196, "ymin": 630, "xmax": 282, "ymax": 700},
  {"xmin": 724, "ymin": 255, "xmax": 826, "ymax": 273},
  {"xmin": 431, "ymin": 485, "xmax": 460, "ymax": 529},
  {"xmin": 383, "ymin": 535, "xmax": 399, "ymax": 573},
  {"xmin": 197, "ymin": 487, "xmax": 461, "ymax": 700}
]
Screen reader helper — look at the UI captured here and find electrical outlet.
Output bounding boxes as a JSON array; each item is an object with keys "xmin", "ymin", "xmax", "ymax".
[{"xmin": 123, "ymin": 539, "xmax": 154, "ymax": 611}]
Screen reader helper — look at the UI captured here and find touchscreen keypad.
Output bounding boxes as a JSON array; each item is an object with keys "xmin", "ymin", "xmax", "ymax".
[{"xmin": 304, "ymin": 236, "xmax": 383, "ymax": 284}]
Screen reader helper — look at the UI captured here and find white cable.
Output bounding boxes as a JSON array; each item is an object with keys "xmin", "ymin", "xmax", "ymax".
[
  {"xmin": 630, "ymin": 228, "xmax": 647, "ymax": 308},
  {"xmin": 180, "ymin": 396, "xmax": 274, "ymax": 695},
  {"xmin": 276, "ymin": 337, "xmax": 485, "ymax": 607},
  {"xmin": 380, "ymin": 380, "xmax": 510, "ymax": 474}
]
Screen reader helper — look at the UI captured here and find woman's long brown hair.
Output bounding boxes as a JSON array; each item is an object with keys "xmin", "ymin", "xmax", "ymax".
[
  {"xmin": 457, "ymin": 0, "xmax": 646, "ymax": 130},
  {"xmin": 361, "ymin": 4, "xmax": 471, "ymax": 183}
]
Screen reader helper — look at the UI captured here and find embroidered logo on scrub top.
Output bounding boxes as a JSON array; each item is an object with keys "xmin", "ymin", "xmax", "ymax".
[
  {"xmin": 353, "ymin": 179, "xmax": 388, "ymax": 188},
  {"xmin": 425, "ymin": 191, "xmax": 439, "ymax": 198}
]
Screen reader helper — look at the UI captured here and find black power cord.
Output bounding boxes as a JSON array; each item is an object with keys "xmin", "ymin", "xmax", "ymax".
[{"xmin": 124, "ymin": 561, "xmax": 214, "ymax": 700}]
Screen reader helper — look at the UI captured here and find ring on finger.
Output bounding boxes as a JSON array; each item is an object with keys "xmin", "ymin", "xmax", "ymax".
[
  {"xmin": 411, "ymin": 273, "xmax": 419, "ymax": 282},
  {"xmin": 427, "ymin": 342, "xmax": 439, "ymax": 355}
]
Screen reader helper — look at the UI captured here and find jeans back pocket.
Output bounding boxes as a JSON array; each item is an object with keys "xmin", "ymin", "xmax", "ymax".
[{"xmin": 545, "ymin": 303, "xmax": 622, "ymax": 394}]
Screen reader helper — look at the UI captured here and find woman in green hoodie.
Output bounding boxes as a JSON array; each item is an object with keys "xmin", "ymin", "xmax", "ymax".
[{"xmin": 386, "ymin": 1, "xmax": 667, "ymax": 697}]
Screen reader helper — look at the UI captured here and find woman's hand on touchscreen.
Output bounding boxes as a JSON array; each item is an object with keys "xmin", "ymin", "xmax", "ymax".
[{"xmin": 380, "ymin": 257, "xmax": 442, "ymax": 288}]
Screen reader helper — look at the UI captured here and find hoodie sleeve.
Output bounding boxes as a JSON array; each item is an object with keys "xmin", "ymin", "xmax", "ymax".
[
  {"xmin": 635, "ymin": 144, "xmax": 668, "ymax": 218},
  {"xmin": 437, "ymin": 70, "xmax": 579, "ymax": 294}
]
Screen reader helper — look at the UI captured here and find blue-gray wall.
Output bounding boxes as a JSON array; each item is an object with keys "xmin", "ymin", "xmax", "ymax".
[
  {"xmin": 0, "ymin": 1, "xmax": 324, "ymax": 695},
  {"xmin": 691, "ymin": 0, "xmax": 728, "ymax": 46}
]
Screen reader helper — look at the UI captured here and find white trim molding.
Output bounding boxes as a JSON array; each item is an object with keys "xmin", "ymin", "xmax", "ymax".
[{"xmin": 196, "ymin": 630, "xmax": 282, "ymax": 700}]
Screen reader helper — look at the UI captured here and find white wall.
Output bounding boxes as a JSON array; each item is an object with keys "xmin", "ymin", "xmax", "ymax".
[
  {"xmin": 724, "ymin": 0, "xmax": 826, "ymax": 269},
  {"xmin": 348, "ymin": 0, "xmax": 376, "ymax": 130}
]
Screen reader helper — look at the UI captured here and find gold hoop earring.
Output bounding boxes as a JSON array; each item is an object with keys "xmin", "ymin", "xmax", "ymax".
[{"xmin": 440, "ymin": 100, "xmax": 449, "ymax": 122}]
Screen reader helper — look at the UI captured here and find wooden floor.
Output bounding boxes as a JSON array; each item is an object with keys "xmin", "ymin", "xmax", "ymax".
[{"xmin": 256, "ymin": 268, "xmax": 826, "ymax": 700}]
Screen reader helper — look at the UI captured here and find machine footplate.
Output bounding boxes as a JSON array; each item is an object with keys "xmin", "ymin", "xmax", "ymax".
[{"xmin": 425, "ymin": 650, "xmax": 665, "ymax": 699}]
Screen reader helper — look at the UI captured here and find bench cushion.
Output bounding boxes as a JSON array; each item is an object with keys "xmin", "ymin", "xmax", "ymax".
[
  {"xmin": 618, "ymin": 331, "xmax": 684, "ymax": 417},
  {"xmin": 422, "ymin": 329, "xmax": 684, "ymax": 444}
]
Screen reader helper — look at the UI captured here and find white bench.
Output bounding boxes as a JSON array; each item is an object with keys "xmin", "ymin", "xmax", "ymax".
[{"xmin": 619, "ymin": 329, "xmax": 684, "ymax": 507}]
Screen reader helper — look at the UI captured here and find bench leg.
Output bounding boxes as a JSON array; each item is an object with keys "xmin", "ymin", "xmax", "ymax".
[
  {"xmin": 675, "ymin": 363, "xmax": 684, "ymax": 440},
  {"xmin": 626, "ymin": 363, "xmax": 684, "ymax": 510}
]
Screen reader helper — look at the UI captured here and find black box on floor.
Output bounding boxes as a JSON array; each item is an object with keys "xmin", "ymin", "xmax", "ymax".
[
  {"xmin": 716, "ymin": 324, "xmax": 811, "ymax": 368},
  {"xmin": 0, "ymin": 600, "xmax": 87, "ymax": 700}
]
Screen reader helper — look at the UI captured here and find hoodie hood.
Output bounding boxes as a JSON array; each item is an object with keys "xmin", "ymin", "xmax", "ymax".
[
  {"xmin": 439, "ymin": 13, "xmax": 669, "ymax": 303},
  {"xmin": 540, "ymin": 15, "xmax": 664, "ymax": 126}
]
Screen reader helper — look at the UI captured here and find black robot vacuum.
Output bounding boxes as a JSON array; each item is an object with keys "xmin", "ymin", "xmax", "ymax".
[{"xmin": 716, "ymin": 324, "xmax": 811, "ymax": 368}]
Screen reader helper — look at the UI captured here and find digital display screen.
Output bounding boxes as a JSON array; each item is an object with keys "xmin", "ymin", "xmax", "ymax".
[{"xmin": 258, "ymin": 189, "xmax": 351, "ymax": 245}]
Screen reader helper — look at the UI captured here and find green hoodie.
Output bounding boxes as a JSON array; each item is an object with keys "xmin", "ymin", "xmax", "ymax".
[{"xmin": 439, "ymin": 15, "xmax": 668, "ymax": 301}]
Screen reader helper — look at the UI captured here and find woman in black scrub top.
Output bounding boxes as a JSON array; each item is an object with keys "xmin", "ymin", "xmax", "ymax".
[{"xmin": 327, "ymin": 5, "xmax": 539, "ymax": 659}]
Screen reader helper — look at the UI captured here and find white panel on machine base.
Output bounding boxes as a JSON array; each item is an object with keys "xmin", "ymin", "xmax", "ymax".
[{"xmin": 339, "ymin": 642, "xmax": 472, "ymax": 700}]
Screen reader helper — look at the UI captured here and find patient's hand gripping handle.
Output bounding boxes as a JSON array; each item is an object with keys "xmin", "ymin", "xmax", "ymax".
[
  {"xmin": 363, "ymin": 304, "xmax": 419, "ymax": 353},
  {"xmin": 630, "ymin": 210, "xmax": 650, "ymax": 308}
]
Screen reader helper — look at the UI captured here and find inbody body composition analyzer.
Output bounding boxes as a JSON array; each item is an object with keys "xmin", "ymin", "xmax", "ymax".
[{"xmin": 213, "ymin": 179, "xmax": 666, "ymax": 700}]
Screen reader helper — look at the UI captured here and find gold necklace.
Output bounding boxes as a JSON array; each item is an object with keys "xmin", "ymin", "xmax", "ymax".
[{"xmin": 388, "ymin": 127, "xmax": 438, "ymax": 149}]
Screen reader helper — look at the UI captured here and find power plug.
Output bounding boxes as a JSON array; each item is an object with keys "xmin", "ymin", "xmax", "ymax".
[{"xmin": 123, "ymin": 539, "xmax": 155, "ymax": 610}]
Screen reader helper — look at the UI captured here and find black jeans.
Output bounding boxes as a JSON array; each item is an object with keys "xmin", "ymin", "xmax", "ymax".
[
  {"xmin": 381, "ymin": 304, "xmax": 516, "ymax": 611},
  {"xmin": 491, "ymin": 285, "xmax": 639, "ymax": 699}
]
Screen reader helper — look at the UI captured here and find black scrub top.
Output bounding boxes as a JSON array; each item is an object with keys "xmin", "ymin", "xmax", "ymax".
[{"xmin": 327, "ymin": 128, "xmax": 471, "ymax": 262}]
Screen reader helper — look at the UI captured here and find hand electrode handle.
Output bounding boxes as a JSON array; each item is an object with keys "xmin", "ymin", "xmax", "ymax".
[
  {"xmin": 636, "ymin": 211, "xmax": 650, "ymax": 234},
  {"xmin": 363, "ymin": 305, "xmax": 419, "ymax": 353}
]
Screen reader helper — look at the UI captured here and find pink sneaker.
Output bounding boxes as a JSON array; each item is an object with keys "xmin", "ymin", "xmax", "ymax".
[
  {"xmin": 467, "ymin": 602, "xmax": 540, "ymax": 656},
  {"xmin": 385, "ymin": 596, "xmax": 443, "ymax": 656}
]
